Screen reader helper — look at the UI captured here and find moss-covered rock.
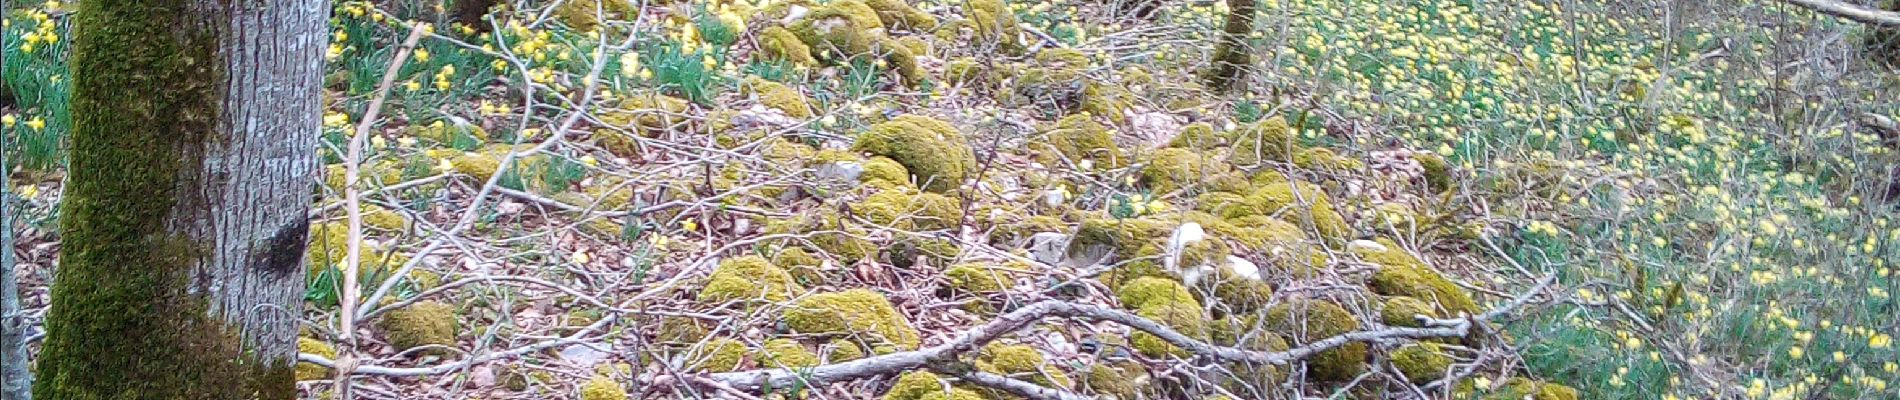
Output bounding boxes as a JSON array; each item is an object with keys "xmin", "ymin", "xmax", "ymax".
[
  {"xmin": 654, "ymin": 315, "xmax": 713, "ymax": 346},
  {"xmin": 1381, "ymin": 296, "xmax": 1440, "ymax": 328},
  {"xmin": 1131, "ymin": 301, "xmax": 1206, "ymax": 358},
  {"xmin": 700, "ymin": 255, "xmax": 805, "ymax": 304},
  {"xmin": 604, "ymin": 92, "xmax": 694, "ymax": 136},
  {"xmin": 1229, "ymin": 117, "xmax": 1295, "ymax": 166},
  {"xmin": 943, "ymin": 57, "xmax": 992, "ymax": 88},
  {"xmin": 1081, "ymin": 360, "xmax": 1147, "ymax": 399},
  {"xmin": 1293, "ymin": 147, "xmax": 1362, "ymax": 172},
  {"xmin": 862, "ymin": 156, "xmax": 912, "ymax": 186},
  {"xmin": 853, "ymin": 115, "xmax": 975, "ymax": 192},
  {"xmin": 1356, "ymin": 239, "xmax": 1479, "ymax": 315},
  {"xmin": 1459, "ymin": 378, "xmax": 1580, "ymax": 400},
  {"xmin": 757, "ymin": 338, "xmax": 821, "ymax": 368},
  {"xmin": 772, "ymin": 246, "xmax": 828, "ymax": 286},
  {"xmin": 1391, "ymin": 343, "xmax": 1451, "ymax": 383},
  {"xmin": 977, "ymin": 343, "xmax": 1073, "ymax": 391},
  {"xmin": 762, "ymin": 208, "xmax": 879, "ymax": 261},
  {"xmin": 944, "ymin": 264, "xmax": 1011, "ymax": 294},
  {"xmin": 1040, "ymin": 114, "xmax": 1125, "ymax": 170},
  {"xmin": 1417, "ymin": 151, "xmax": 1453, "ymax": 193},
  {"xmin": 579, "ymin": 374, "xmax": 628, "ymax": 400},
  {"xmin": 688, "ymin": 337, "xmax": 749, "ymax": 372},
  {"xmin": 1141, "ymin": 148, "xmax": 1213, "ymax": 194},
  {"xmin": 1205, "ymin": 264, "xmax": 1273, "ymax": 312},
  {"xmin": 784, "ymin": 289, "xmax": 922, "ymax": 352},
  {"xmin": 856, "ymin": 189, "xmax": 964, "ymax": 231},
  {"xmin": 1170, "ymin": 122, "xmax": 1221, "ymax": 149},
  {"xmin": 885, "ymin": 371, "xmax": 956, "ymax": 400},
  {"xmin": 865, "ymin": 0, "xmax": 938, "ymax": 30},
  {"xmin": 379, "ymin": 300, "xmax": 458, "ymax": 355},
  {"xmin": 1117, "ymin": 276, "xmax": 1197, "ymax": 311},
  {"xmin": 744, "ymin": 77, "xmax": 814, "ymax": 119},
  {"xmin": 1263, "ymin": 299, "xmax": 1365, "ymax": 381},
  {"xmin": 295, "ymin": 337, "xmax": 335, "ymax": 381},
  {"xmin": 758, "ymin": 26, "xmax": 818, "ymax": 65},
  {"xmin": 825, "ymin": 338, "xmax": 868, "ymax": 362},
  {"xmin": 554, "ymin": 0, "xmax": 634, "ymax": 32},
  {"xmin": 1245, "ymin": 181, "xmax": 1349, "ymax": 241},
  {"xmin": 410, "ymin": 118, "xmax": 489, "ymax": 146},
  {"xmin": 963, "ymin": 0, "xmax": 1024, "ymax": 54}
]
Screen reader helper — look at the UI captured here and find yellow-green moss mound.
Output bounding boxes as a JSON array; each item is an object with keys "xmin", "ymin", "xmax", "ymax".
[
  {"xmin": 1263, "ymin": 299, "xmax": 1365, "ymax": 381},
  {"xmin": 379, "ymin": 300, "xmax": 458, "ymax": 355},
  {"xmin": 700, "ymin": 255, "xmax": 805, "ymax": 304},
  {"xmin": 1229, "ymin": 117, "xmax": 1295, "ymax": 166},
  {"xmin": 1357, "ymin": 240, "xmax": 1480, "ymax": 315},
  {"xmin": 688, "ymin": 337, "xmax": 749, "ymax": 372},
  {"xmin": 976, "ymin": 343, "xmax": 1073, "ymax": 392},
  {"xmin": 744, "ymin": 76, "xmax": 814, "ymax": 119},
  {"xmin": 1042, "ymin": 114, "xmax": 1125, "ymax": 170},
  {"xmin": 295, "ymin": 337, "xmax": 336, "ymax": 381},
  {"xmin": 1382, "ymin": 296, "xmax": 1441, "ymax": 327},
  {"xmin": 784, "ymin": 289, "xmax": 922, "ymax": 352},
  {"xmin": 944, "ymin": 264, "xmax": 1011, "ymax": 294},
  {"xmin": 758, "ymin": 26, "xmax": 818, "ymax": 65},
  {"xmin": 856, "ymin": 189, "xmax": 964, "ymax": 231},
  {"xmin": 757, "ymin": 338, "xmax": 821, "ymax": 368},
  {"xmin": 853, "ymin": 115, "xmax": 976, "ymax": 193},
  {"xmin": 1392, "ymin": 343, "xmax": 1452, "ymax": 383},
  {"xmin": 884, "ymin": 371, "xmax": 960, "ymax": 400},
  {"xmin": 579, "ymin": 374, "xmax": 628, "ymax": 400}
]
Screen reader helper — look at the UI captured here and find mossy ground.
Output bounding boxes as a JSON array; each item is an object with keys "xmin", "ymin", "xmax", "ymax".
[{"xmin": 6, "ymin": 0, "xmax": 1892, "ymax": 398}]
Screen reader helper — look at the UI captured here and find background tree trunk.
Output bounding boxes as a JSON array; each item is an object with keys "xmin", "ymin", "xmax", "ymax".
[
  {"xmin": 31, "ymin": 0, "xmax": 326, "ymax": 397},
  {"xmin": 1204, "ymin": 0, "xmax": 1256, "ymax": 93},
  {"xmin": 2, "ymin": 1, "xmax": 36, "ymax": 398}
]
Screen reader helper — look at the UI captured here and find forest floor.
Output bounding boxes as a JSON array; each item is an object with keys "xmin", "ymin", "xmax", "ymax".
[{"xmin": 4, "ymin": 0, "xmax": 1900, "ymax": 399}]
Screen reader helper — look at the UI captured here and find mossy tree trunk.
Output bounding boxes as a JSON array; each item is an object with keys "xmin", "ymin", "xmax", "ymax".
[
  {"xmin": 32, "ymin": 0, "xmax": 326, "ymax": 397},
  {"xmin": 1204, "ymin": 0, "xmax": 1256, "ymax": 93}
]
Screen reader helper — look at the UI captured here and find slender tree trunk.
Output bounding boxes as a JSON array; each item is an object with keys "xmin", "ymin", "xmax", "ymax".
[
  {"xmin": 2, "ymin": 66, "xmax": 31, "ymax": 400},
  {"xmin": 32, "ymin": 0, "xmax": 326, "ymax": 397},
  {"xmin": 1, "ymin": 2, "xmax": 35, "ymax": 398},
  {"xmin": 451, "ymin": 0, "xmax": 499, "ymax": 33},
  {"xmin": 1204, "ymin": 0, "xmax": 1256, "ymax": 93}
]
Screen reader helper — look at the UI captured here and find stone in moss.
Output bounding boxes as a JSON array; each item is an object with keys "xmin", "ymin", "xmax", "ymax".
[
  {"xmin": 853, "ymin": 115, "xmax": 975, "ymax": 193},
  {"xmin": 784, "ymin": 289, "xmax": 921, "ymax": 351},
  {"xmin": 700, "ymin": 255, "xmax": 804, "ymax": 304},
  {"xmin": 1081, "ymin": 360, "xmax": 1146, "ymax": 399},
  {"xmin": 825, "ymin": 338, "xmax": 867, "ymax": 362},
  {"xmin": 861, "ymin": 156, "xmax": 912, "ymax": 186},
  {"xmin": 580, "ymin": 374, "xmax": 628, "ymax": 400},
  {"xmin": 1042, "ymin": 114, "xmax": 1124, "ymax": 170},
  {"xmin": 296, "ymin": 337, "xmax": 335, "ymax": 381},
  {"xmin": 360, "ymin": 204, "xmax": 407, "ymax": 231},
  {"xmin": 554, "ymin": 0, "xmax": 634, "ymax": 32},
  {"xmin": 1292, "ymin": 147, "xmax": 1362, "ymax": 172},
  {"xmin": 978, "ymin": 343, "xmax": 1073, "ymax": 389},
  {"xmin": 1141, "ymin": 148, "xmax": 1211, "ymax": 194},
  {"xmin": 688, "ymin": 337, "xmax": 749, "ymax": 372},
  {"xmin": 745, "ymin": 77, "xmax": 814, "ymax": 119},
  {"xmin": 943, "ymin": 58, "xmax": 990, "ymax": 87},
  {"xmin": 1391, "ymin": 343, "xmax": 1451, "ymax": 383},
  {"xmin": 885, "ymin": 371, "xmax": 953, "ymax": 400},
  {"xmin": 1263, "ymin": 299, "xmax": 1365, "ymax": 381},
  {"xmin": 592, "ymin": 129, "xmax": 641, "ymax": 160},
  {"xmin": 1356, "ymin": 239, "xmax": 1479, "ymax": 315},
  {"xmin": 1117, "ymin": 276, "xmax": 1197, "ymax": 311},
  {"xmin": 865, "ymin": 0, "xmax": 937, "ymax": 30},
  {"xmin": 757, "ymin": 338, "xmax": 821, "ymax": 368},
  {"xmin": 1465, "ymin": 378, "xmax": 1580, "ymax": 400},
  {"xmin": 1382, "ymin": 296, "xmax": 1439, "ymax": 328},
  {"xmin": 758, "ymin": 26, "xmax": 818, "ymax": 66},
  {"xmin": 944, "ymin": 264, "xmax": 1011, "ymax": 294},
  {"xmin": 1170, "ymin": 122, "xmax": 1220, "ymax": 149},
  {"xmin": 411, "ymin": 118, "xmax": 490, "ymax": 145},
  {"xmin": 1229, "ymin": 117, "xmax": 1295, "ymax": 166},
  {"xmin": 1417, "ymin": 151, "xmax": 1453, "ymax": 193},
  {"xmin": 963, "ymin": 0, "xmax": 1024, "ymax": 54},
  {"xmin": 1131, "ymin": 302, "xmax": 1206, "ymax": 358},
  {"xmin": 772, "ymin": 246, "xmax": 827, "ymax": 285},
  {"xmin": 379, "ymin": 300, "xmax": 458, "ymax": 355},
  {"xmin": 1206, "ymin": 265, "xmax": 1273, "ymax": 312},
  {"xmin": 856, "ymin": 189, "xmax": 964, "ymax": 231}
]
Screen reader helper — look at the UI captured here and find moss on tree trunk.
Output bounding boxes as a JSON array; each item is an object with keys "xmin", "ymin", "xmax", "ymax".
[
  {"xmin": 1204, "ymin": 0, "xmax": 1257, "ymax": 93},
  {"xmin": 33, "ymin": 0, "xmax": 325, "ymax": 397}
]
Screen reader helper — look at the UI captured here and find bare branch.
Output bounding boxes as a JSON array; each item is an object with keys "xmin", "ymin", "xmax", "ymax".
[{"xmin": 1776, "ymin": 0, "xmax": 1900, "ymax": 26}]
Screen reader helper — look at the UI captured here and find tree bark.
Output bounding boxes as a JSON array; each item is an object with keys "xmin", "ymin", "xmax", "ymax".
[
  {"xmin": 32, "ymin": 0, "xmax": 326, "ymax": 397},
  {"xmin": 1204, "ymin": 0, "xmax": 1256, "ymax": 93},
  {"xmin": 2, "ymin": 42, "xmax": 33, "ymax": 400}
]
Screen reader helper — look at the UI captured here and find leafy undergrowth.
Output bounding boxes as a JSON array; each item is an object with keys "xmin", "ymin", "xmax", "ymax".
[{"xmin": 4, "ymin": 0, "xmax": 1900, "ymax": 399}]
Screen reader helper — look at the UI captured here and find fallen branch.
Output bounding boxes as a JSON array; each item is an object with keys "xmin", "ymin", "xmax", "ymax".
[
  {"xmin": 1776, "ymin": 0, "xmax": 1900, "ymax": 26},
  {"xmin": 947, "ymin": 370, "xmax": 1093, "ymax": 400}
]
